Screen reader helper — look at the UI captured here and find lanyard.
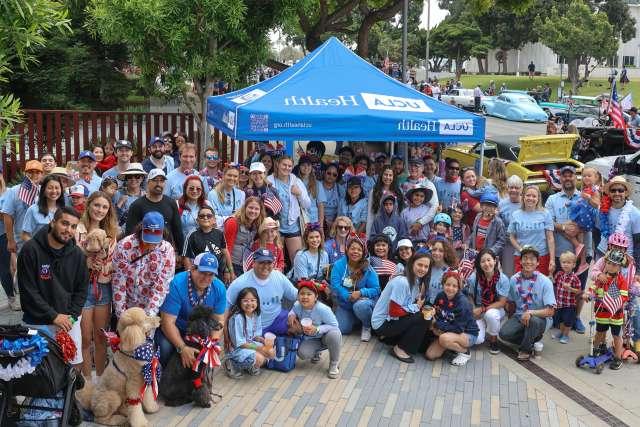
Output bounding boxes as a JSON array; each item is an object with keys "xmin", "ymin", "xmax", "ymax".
[
  {"xmin": 188, "ymin": 273, "xmax": 212, "ymax": 307},
  {"xmin": 516, "ymin": 272, "xmax": 537, "ymax": 311}
]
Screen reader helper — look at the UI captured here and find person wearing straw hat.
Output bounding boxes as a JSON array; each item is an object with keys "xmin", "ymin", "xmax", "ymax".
[
  {"xmin": 76, "ymin": 150, "xmax": 102, "ymax": 193},
  {"xmin": 598, "ymin": 176, "xmax": 640, "ymax": 268},
  {"xmin": 115, "ymin": 163, "xmax": 147, "ymax": 226}
]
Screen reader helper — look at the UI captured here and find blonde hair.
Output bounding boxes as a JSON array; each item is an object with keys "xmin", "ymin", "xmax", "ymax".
[
  {"xmin": 521, "ymin": 185, "xmax": 544, "ymax": 211},
  {"xmin": 81, "ymin": 191, "xmax": 119, "ymax": 240},
  {"xmin": 559, "ymin": 251, "xmax": 577, "ymax": 264},
  {"xmin": 298, "ymin": 165, "xmax": 318, "ymax": 198},
  {"xmin": 488, "ymin": 158, "xmax": 507, "ymax": 197},
  {"xmin": 581, "ymin": 166, "xmax": 603, "ymax": 188},
  {"xmin": 214, "ymin": 166, "xmax": 240, "ymax": 203},
  {"xmin": 329, "ymin": 216, "xmax": 354, "ymax": 238},
  {"xmin": 179, "ymin": 142, "xmax": 197, "ymax": 155},
  {"xmin": 0, "ymin": 175, "xmax": 6, "ymax": 195},
  {"xmin": 233, "ymin": 196, "xmax": 265, "ymax": 229},
  {"xmin": 272, "ymin": 155, "xmax": 293, "ymax": 181},
  {"xmin": 257, "ymin": 218, "xmax": 282, "ymax": 248}
]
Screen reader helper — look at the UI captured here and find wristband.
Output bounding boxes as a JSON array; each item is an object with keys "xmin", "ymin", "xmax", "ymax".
[{"xmin": 247, "ymin": 343, "xmax": 258, "ymax": 350}]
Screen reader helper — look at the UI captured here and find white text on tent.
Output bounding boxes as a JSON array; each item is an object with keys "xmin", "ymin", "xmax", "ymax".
[{"xmin": 284, "ymin": 95, "xmax": 359, "ymax": 107}]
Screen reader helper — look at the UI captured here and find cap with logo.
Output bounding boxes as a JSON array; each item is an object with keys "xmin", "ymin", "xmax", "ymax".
[
  {"xmin": 147, "ymin": 168, "xmax": 167, "ymax": 181},
  {"xmin": 253, "ymin": 248, "xmax": 275, "ymax": 263},
  {"xmin": 149, "ymin": 136, "xmax": 164, "ymax": 146},
  {"xmin": 70, "ymin": 184, "xmax": 89, "ymax": 197},
  {"xmin": 249, "ymin": 162, "xmax": 266, "ymax": 173},
  {"xmin": 78, "ymin": 150, "xmax": 96, "ymax": 161},
  {"xmin": 142, "ymin": 211, "xmax": 165, "ymax": 244},
  {"xmin": 193, "ymin": 252, "xmax": 219, "ymax": 274},
  {"xmin": 560, "ymin": 165, "xmax": 576, "ymax": 175},
  {"xmin": 115, "ymin": 140, "xmax": 133, "ymax": 150}
]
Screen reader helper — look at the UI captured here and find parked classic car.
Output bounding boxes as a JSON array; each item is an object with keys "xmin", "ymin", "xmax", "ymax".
[
  {"xmin": 481, "ymin": 92, "xmax": 548, "ymax": 122},
  {"xmin": 442, "ymin": 134, "xmax": 583, "ymax": 193},
  {"xmin": 440, "ymin": 89, "xmax": 476, "ymax": 109}
]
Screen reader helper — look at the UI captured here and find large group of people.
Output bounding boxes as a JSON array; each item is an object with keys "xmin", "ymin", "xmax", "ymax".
[{"xmin": 2, "ymin": 135, "xmax": 639, "ymax": 406}]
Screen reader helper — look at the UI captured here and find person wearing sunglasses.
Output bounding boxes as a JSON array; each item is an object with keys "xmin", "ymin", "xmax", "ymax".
[
  {"xmin": 435, "ymin": 157, "xmax": 462, "ymax": 211},
  {"xmin": 112, "ymin": 211, "xmax": 176, "ymax": 319},
  {"xmin": 199, "ymin": 147, "xmax": 223, "ymax": 189},
  {"xmin": 324, "ymin": 216, "xmax": 355, "ymax": 264},
  {"xmin": 115, "ymin": 163, "xmax": 147, "ymax": 227},
  {"xmin": 182, "ymin": 206, "xmax": 234, "ymax": 285},
  {"xmin": 178, "ymin": 175, "xmax": 214, "ymax": 244},
  {"xmin": 318, "ymin": 163, "xmax": 340, "ymax": 234},
  {"xmin": 165, "ymin": 143, "xmax": 210, "ymax": 200}
]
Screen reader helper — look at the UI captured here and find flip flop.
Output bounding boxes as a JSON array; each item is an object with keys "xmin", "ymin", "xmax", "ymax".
[
  {"xmin": 389, "ymin": 346, "xmax": 414, "ymax": 364},
  {"xmin": 517, "ymin": 352, "xmax": 530, "ymax": 361}
]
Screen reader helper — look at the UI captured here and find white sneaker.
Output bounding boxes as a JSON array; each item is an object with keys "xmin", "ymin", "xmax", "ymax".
[
  {"xmin": 360, "ymin": 327, "xmax": 372, "ymax": 342},
  {"xmin": 533, "ymin": 341, "xmax": 544, "ymax": 353},
  {"xmin": 327, "ymin": 361, "xmax": 340, "ymax": 379},
  {"xmin": 451, "ymin": 351, "xmax": 471, "ymax": 366},
  {"xmin": 8, "ymin": 297, "xmax": 21, "ymax": 311}
]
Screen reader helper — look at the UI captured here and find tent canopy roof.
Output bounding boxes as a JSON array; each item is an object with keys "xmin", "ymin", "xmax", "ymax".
[{"xmin": 207, "ymin": 37, "xmax": 485, "ymax": 143}]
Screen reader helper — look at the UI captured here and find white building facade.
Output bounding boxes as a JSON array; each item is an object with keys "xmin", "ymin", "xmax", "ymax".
[{"xmin": 464, "ymin": 1, "xmax": 640, "ymax": 78}]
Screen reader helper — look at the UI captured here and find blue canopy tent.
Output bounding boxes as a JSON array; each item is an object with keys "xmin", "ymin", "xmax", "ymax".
[{"xmin": 206, "ymin": 37, "xmax": 485, "ymax": 165}]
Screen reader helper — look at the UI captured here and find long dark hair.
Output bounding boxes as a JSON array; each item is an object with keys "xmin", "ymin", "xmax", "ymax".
[
  {"xmin": 224, "ymin": 287, "xmax": 261, "ymax": 350},
  {"xmin": 473, "ymin": 248, "xmax": 500, "ymax": 281},
  {"xmin": 404, "ymin": 251, "xmax": 432, "ymax": 292},
  {"xmin": 37, "ymin": 175, "xmax": 64, "ymax": 216},
  {"xmin": 371, "ymin": 165, "xmax": 403, "ymax": 214},
  {"xmin": 344, "ymin": 180, "xmax": 365, "ymax": 205}
]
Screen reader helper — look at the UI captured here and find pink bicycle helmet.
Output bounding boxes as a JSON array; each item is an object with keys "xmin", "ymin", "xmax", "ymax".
[{"xmin": 608, "ymin": 232, "xmax": 630, "ymax": 248}]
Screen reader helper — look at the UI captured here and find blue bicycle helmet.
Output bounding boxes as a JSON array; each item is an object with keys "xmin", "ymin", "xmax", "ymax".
[{"xmin": 433, "ymin": 212, "xmax": 452, "ymax": 226}]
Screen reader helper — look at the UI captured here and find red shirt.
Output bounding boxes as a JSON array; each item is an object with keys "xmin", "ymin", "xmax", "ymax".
[
  {"xmin": 553, "ymin": 270, "xmax": 581, "ymax": 308},
  {"xmin": 461, "ymin": 191, "xmax": 480, "ymax": 228},
  {"xmin": 475, "ymin": 217, "xmax": 491, "ymax": 250}
]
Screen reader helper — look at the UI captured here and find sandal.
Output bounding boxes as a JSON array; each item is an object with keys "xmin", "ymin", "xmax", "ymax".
[
  {"xmin": 517, "ymin": 352, "xmax": 531, "ymax": 361},
  {"xmin": 389, "ymin": 346, "xmax": 414, "ymax": 364}
]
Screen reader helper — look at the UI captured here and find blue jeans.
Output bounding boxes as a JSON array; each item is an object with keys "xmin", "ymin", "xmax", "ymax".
[
  {"xmin": 335, "ymin": 299, "xmax": 375, "ymax": 334},
  {"xmin": 155, "ymin": 329, "xmax": 177, "ymax": 367},
  {"xmin": 0, "ymin": 234, "xmax": 14, "ymax": 298}
]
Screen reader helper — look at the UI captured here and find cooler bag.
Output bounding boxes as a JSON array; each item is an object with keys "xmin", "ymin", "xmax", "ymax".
[{"xmin": 265, "ymin": 336, "xmax": 300, "ymax": 372}]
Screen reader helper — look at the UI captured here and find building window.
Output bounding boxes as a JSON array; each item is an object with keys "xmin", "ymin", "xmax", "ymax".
[{"xmin": 623, "ymin": 56, "xmax": 635, "ymax": 66}]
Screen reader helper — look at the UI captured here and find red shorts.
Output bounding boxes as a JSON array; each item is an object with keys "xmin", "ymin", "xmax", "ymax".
[{"xmin": 514, "ymin": 254, "xmax": 551, "ymax": 276}]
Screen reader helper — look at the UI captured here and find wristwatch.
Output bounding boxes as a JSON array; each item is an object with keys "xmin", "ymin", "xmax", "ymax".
[{"xmin": 176, "ymin": 343, "xmax": 185, "ymax": 354}]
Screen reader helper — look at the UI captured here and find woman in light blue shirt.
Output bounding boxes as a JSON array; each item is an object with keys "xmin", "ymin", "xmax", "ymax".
[
  {"xmin": 178, "ymin": 175, "xmax": 212, "ymax": 244},
  {"xmin": 338, "ymin": 177, "xmax": 368, "ymax": 233},
  {"xmin": 498, "ymin": 175, "xmax": 523, "ymax": 276},
  {"xmin": 22, "ymin": 175, "xmax": 64, "ymax": 241},
  {"xmin": 507, "ymin": 185, "xmax": 555, "ymax": 275},
  {"xmin": 293, "ymin": 225, "xmax": 330, "ymax": 281},
  {"xmin": 318, "ymin": 163, "xmax": 340, "ymax": 232},
  {"xmin": 427, "ymin": 240, "xmax": 458, "ymax": 304},
  {"xmin": 295, "ymin": 156, "xmax": 319, "ymax": 224},
  {"xmin": 208, "ymin": 166, "xmax": 245, "ymax": 225}
]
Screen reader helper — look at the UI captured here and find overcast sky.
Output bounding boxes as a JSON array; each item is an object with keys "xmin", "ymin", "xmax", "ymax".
[{"xmin": 419, "ymin": 1, "xmax": 448, "ymax": 29}]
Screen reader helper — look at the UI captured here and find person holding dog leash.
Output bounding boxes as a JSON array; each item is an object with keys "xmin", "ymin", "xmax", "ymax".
[{"xmin": 157, "ymin": 252, "xmax": 226, "ymax": 367}]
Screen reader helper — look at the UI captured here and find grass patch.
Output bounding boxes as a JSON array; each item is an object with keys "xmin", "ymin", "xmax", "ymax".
[{"xmin": 458, "ymin": 75, "xmax": 638, "ymax": 102}]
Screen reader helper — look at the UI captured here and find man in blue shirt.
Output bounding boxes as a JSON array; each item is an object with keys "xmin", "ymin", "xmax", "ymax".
[
  {"xmin": 499, "ymin": 246, "xmax": 556, "ymax": 360},
  {"xmin": 435, "ymin": 158, "xmax": 461, "ymax": 210},
  {"xmin": 75, "ymin": 150, "xmax": 102, "ymax": 193},
  {"xmin": 544, "ymin": 166, "xmax": 589, "ymax": 333},
  {"xmin": 157, "ymin": 252, "xmax": 226, "ymax": 366},
  {"xmin": 226, "ymin": 248, "xmax": 298, "ymax": 335},
  {"xmin": 164, "ymin": 143, "xmax": 210, "ymax": 199},
  {"xmin": 102, "ymin": 140, "xmax": 133, "ymax": 186}
]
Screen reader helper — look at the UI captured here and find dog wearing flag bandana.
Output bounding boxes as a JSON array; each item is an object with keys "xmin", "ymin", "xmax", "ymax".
[
  {"xmin": 76, "ymin": 307, "xmax": 160, "ymax": 427},
  {"xmin": 160, "ymin": 305, "xmax": 223, "ymax": 407}
]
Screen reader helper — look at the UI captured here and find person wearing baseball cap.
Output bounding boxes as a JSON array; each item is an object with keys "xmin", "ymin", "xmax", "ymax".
[
  {"xmin": 226, "ymin": 247, "xmax": 298, "ymax": 336},
  {"xmin": 499, "ymin": 244, "xmax": 556, "ymax": 361},
  {"xmin": 76, "ymin": 150, "xmax": 102, "ymax": 193},
  {"xmin": 1, "ymin": 159, "xmax": 45, "ymax": 262},
  {"xmin": 111, "ymin": 210, "xmax": 176, "ymax": 320},
  {"xmin": 469, "ymin": 191, "xmax": 506, "ymax": 256},
  {"xmin": 102, "ymin": 140, "xmax": 133, "ymax": 183},
  {"xmin": 69, "ymin": 184, "xmax": 90, "ymax": 215},
  {"xmin": 142, "ymin": 136, "xmax": 174, "ymax": 175},
  {"xmin": 157, "ymin": 251, "xmax": 226, "ymax": 366}
]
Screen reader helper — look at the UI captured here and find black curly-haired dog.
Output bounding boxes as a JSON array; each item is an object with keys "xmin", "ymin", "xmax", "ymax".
[{"xmin": 159, "ymin": 305, "xmax": 222, "ymax": 407}]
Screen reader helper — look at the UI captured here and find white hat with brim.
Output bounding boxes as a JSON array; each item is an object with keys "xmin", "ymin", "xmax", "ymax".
[
  {"xmin": 117, "ymin": 163, "xmax": 147, "ymax": 180},
  {"xmin": 397, "ymin": 239, "xmax": 413, "ymax": 249},
  {"xmin": 604, "ymin": 176, "xmax": 632, "ymax": 195},
  {"xmin": 49, "ymin": 167, "xmax": 76, "ymax": 185}
]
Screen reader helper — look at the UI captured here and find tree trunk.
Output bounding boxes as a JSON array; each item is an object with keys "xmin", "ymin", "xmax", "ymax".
[
  {"xmin": 567, "ymin": 57, "xmax": 579, "ymax": 93},
  {"xmin": 476, "ymin": 57, "xmax": 485, "ymax": 74},
  {"xmin": 483, "ymin": 57, "xmax": 488, "ymax": 74},
  {"xmin": 502, "ymin": 51, "xmax": 508, "ymax": 74},
  {"xmin": 357, "ymin": 0, "xmax": 404, "ymax": 59}
]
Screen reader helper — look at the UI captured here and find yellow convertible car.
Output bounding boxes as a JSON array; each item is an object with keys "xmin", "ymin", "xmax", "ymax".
[{"xmin": 442, "ymin": 134, "xmax": 583, "ymax": 193}]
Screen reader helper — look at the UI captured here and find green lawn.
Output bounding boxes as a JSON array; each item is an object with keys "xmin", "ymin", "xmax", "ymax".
[{"xmin": 458, "ymin": 75, "xmax": 638, "ymax": 102}]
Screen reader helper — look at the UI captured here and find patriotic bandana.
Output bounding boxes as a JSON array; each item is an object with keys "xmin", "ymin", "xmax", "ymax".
[
  {"xmin": 133, "ymin": 339, "xmax": 161, "ymax": 400},
  {"xmin": 184, "ymin": 335, "xmax": 222, "ymax": 388},
  {"xmin": 516, "ymin": 272, "xmax": 537, "ymax": 312}
]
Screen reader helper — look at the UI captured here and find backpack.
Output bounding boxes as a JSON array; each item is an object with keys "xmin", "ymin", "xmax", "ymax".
[{"xmin": 265, "ymin": 335, "xmax": 301, "ymax": 372}]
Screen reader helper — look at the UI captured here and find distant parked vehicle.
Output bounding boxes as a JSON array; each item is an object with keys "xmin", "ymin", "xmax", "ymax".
[
  {"xmin": 440, "ymin": 89, "xmax": 476, "ymax": 109},
  {"xmin": 481, "ymin": 92, "xmax": 548, "ymax": 122}
]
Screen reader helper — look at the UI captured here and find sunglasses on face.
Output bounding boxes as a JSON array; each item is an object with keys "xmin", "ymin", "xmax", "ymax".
[
  {"xmin": 198, "ymin": 213, "xmax": 214, "ymax": 219},
  {"xmin": 337, "ymin": 225, "xmax": 350, "ymax": 230},
  {"xmin": 206, "ymin": 154, "xmax": 219, "ymax": 161},
  {"xmin": 609, "ymin": 188, "xmax": 626, "ymax": 193},
  {"xmin": 448, "ymin": 166, "xmax": 460, "ymax": 171},
  {"xmin": 325, "ymin": 171, "xmax": 338, "ymax": 177},
  {"xmin": 187, "ymin": 186, "xmax": 202, "ymax": 191}
]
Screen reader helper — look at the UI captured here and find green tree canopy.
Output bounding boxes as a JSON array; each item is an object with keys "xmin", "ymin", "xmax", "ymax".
[
  {"xmin": 88, "ymin": 0, "xmax": 296, "ymax": 153},
  {"xmin": 0, "ymin": 0, "xmax": 70, "ymax": 145},
  {"xmin": 537, "ymin": 0, "xmax": 617, "ymax": 91},
  {"xmin": 429, "ymin": 13, "xmax": 482, "ymax": 79}
]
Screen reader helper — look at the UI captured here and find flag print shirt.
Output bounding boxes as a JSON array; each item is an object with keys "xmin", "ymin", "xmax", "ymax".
[{"xmin": 111, "ymin": 234, "xmax": 176, "ymax": 318}]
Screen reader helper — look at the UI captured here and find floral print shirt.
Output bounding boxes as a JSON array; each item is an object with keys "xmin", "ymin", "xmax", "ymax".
[{"xmin": 111, "ymin": 234, "xmax": 176, "ymax": 318}]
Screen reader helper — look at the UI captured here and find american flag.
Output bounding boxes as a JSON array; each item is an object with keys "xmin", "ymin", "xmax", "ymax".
[
  {"xmin": 370, "ymin": 256, "xmax": 397, "ymax": 276},
  {"xmin": 242, "ymin": 249, "xmax": 255, "ymax": 272},
  {"xmin": 542, "ymin": 169, "xmax": 562, "ymax": 191},
  {"xmin": 459, "ymin": 249, "xmax": 476, "ymax": 280},
  {"xmin": 603, "ymin": 281, "xmax": 624, "ymax": 314},
  {"xmin": 262, "ymin": 192, "xmax": 282, "ymax": 215},
  {"xmin": 18, "ymin": 177, "xmax": 39, "ymax": 205},
  {"xmin": 609, "ymin": 81, "xmax": 626, "ymax": 129}
]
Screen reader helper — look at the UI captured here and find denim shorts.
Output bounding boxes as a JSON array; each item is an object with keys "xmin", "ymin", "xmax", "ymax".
[
  {"xmin": 84, "ymin": 282, "xmax": 113, "ymax": 308},
  {"xmin": 465, "ymin": 333, "xmax": 478, "ymax": 347}
]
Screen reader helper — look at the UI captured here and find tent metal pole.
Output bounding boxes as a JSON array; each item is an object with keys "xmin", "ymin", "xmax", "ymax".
[
  {"xmin": 479, "ymin": 141, "xmax": 485, "ymax": 177},
  {"xmin": 234, "ymin": 140, "xmax": 240, "ymax": 162},
  {"xmin": 402, "ymin": 0, "xmax": 409, "ymax": 83}
]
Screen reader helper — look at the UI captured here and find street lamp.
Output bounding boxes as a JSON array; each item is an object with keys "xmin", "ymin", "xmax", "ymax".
[{"xmin": 425, "ymin": 0, "xmax": 430, "ymax": 82}]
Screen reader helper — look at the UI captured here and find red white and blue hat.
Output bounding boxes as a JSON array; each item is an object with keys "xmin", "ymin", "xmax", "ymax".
[{"xmin": 142, "ymin": 211, "xmax": 164, "ymax": 244}]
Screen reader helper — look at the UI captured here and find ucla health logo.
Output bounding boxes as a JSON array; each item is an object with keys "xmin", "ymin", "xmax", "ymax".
[
  {"xmin": 361, "ymin": 93, "xmax": 432, "ymax": 113},
  {"xmin": 230, "ymin": 89, "xmax": 266, "ymax": 104},
  {"xmin": 439, "ymin": 119, "xmax": 473, "ymax": 136}
]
